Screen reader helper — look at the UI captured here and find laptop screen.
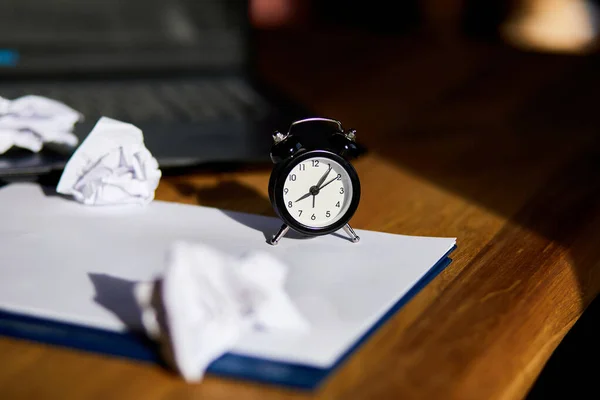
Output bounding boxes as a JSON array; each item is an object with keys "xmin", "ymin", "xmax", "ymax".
[{"xmin": 0, "ymin": 0, "xmax": 250, "ymax": 76}]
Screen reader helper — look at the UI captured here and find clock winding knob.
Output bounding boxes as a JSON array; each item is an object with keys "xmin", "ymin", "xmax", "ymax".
[
  {"xmin": 272, "ymin": 131, "xmax": 287, "ymax": 143},
  {"xmin": 345, "ymin": 129, "xmax": 357, "ymax": 141}
]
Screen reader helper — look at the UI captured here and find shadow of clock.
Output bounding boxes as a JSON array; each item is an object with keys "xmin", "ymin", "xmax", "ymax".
[
  {"xmin": 173, "ymin": 180, "xmax": 316, "ymax": 243},
  {"xmin": 220, "ymin": 208, "xmax": 315, "ymax": 243}
]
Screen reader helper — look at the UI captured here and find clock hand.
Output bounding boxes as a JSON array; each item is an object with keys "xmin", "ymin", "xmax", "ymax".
[
  {"xmin": 318, "ymin": 175, "xmax": 338, "ymax": 190},
  {"xmin": 295, "ymin": 192, "xmax": 312, "ymax": 202},
  {"xmin": 315, "ymin": 164, "xmax": 332, "ymax": 189},
  {"xmin": 295, "ymin": 164, "xmax": 334, "ymax": 204}
]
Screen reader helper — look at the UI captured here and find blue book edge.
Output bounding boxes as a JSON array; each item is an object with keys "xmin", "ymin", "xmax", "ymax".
[{"xmin": 0, "ymin": 245, "xmax": 456, "ymax": 390}]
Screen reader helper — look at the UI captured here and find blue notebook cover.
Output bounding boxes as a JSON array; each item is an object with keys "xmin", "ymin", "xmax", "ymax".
[{"xmin": 0, "ymin": 246, "xmax": 455, "ymax": 390}]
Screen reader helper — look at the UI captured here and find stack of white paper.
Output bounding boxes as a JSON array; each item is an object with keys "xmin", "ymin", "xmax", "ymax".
[{"xmin": 0, "ymin": 182, "xmax": 456, "ymax": 370}]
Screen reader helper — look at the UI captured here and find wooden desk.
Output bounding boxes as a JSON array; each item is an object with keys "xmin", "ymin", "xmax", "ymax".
[{"xmin": 2, "ymin": 30, "xmax": 600, "ymax": 399}]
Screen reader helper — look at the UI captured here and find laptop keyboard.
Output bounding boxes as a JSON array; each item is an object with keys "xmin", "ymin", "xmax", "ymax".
[{"xmin": 0, "ymin": 77, "xmax": 271, "ymax": 124}]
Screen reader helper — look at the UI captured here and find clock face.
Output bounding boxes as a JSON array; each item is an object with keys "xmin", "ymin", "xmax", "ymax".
[{"xmin": 281, "ymin": 156, "xmax": 354, "ymax": 228}]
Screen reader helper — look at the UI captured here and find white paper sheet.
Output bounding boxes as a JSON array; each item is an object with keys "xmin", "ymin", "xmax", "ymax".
[{"xmin": 0, "ymin": 182, "xmax": 456, "ymax": 368}]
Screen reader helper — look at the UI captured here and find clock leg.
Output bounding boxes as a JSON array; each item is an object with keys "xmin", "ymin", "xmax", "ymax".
[
  {"xmin": 269, "ymin": 224, "xmax": 289, "ymax": 245},
  {"xmin": 343, "ymin": 224, "xmax": 360, "ymax": 243}
]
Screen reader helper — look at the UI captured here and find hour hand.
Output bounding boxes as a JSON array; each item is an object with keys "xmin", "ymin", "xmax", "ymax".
[
  {"xmin": 315, "ymin": 165, "xmax": 333, "ymax": 188},
  {"xmin": 295, "ymin": 192, "xmax": 312, "ymax": 202}
]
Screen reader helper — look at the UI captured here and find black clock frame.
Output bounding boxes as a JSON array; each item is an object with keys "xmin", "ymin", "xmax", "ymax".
[{"xmin": 269, "ymin": 149, "xmax": 361, "ymax": 236}]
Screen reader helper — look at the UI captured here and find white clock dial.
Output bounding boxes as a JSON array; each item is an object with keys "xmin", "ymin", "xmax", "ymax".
[{"xmin": 282, "ymin": 156, "xmax": 353, "ymax": 228}]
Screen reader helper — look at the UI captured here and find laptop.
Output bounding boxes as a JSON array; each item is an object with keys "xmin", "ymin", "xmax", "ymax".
[{"xmin": 0, "ymin": 0, "xmax": 310, "ymax": 177}]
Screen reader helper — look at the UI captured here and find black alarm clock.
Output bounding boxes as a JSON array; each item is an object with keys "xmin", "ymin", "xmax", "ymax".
[{"xmin": 267, "ymin": 117, "xmax": 362, "ymax": 245}]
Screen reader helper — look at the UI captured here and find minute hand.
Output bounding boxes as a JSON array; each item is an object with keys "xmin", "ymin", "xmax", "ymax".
[{"xmin": 319, "ymin": 175, "xmax": 339, "ymax": 190}]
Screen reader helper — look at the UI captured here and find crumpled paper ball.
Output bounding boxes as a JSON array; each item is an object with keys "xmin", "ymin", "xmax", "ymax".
[
  {"xmin": 134, "ymin": 241, "xmax": 310, "ymax": 382},
  {"xmin": 56, "ymin": 116, "xmax": 161, "ymax": 206},
  {"xmin": 0, "ymin": 94, "xmax": 82, "ymax": 154}
]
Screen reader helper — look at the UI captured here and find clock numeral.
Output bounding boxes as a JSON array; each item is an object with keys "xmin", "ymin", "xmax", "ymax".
[
  {"xmin": 287, "ymin": 201, "xmax": 292, "ymax": 208},
  {"xmin": 284, "ymin": 188, "xmax": 289, "ymax": 194},
  {"xmin": 299, "ymin": 164, "xmax": 305, "ymax": 171},
  {"xmin": 312, "ymin": 160, "xmax": 319, "ymax": 167},
  {"xmin": 336, "ymin": 201, "xmax": 341, "ymax": 207},
  {"xmin": 326, "ymin": 211, "xmax": 331, "ymax": 218},
  {"xmin": 298, "ymin": 210, "xmax": 303, "ymax": 216},
  {"xmin": 311, "ymin": 214, "xmax": 316, "ymax": 220},
  {"xmin": 340, "ymin": 187, "xmax": 344, "ymax": 194},
  {"xmin": 337, "ymin": 174, "xmax": 342, "ymax": 180},
  {"xmin": 289, "ymin": 174, "xmax": 297, "ymax": 181}
]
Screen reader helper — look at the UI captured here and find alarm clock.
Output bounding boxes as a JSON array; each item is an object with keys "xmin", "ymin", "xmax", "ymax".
[{"xmin": 267, "ymin": 117, "xmax": 362, "ymax": 245}]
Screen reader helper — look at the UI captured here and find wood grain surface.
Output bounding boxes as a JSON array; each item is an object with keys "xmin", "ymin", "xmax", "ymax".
[{"xmin": 2, "ymin": 30, "xmax": 600, "ymax": 400}]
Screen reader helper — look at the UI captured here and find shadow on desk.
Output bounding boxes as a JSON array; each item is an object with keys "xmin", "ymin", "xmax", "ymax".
[
  {"xmin": 359, "ymin": 46, "xmax": 600, "ymax": 297},
  {"xmin": 357, "ymin": 44, "xmax": 600, "ymax": 396},
  {"xmin": 258, "ymin": 30, "xmax": 600, "ymax": 397},
  {"xmin": 358, "ymin": 44, "xmax": 600, "ymax": 397},
  {"xmin": 526, "ymin": 294, "xmax": 600, "ymax": 399}
]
